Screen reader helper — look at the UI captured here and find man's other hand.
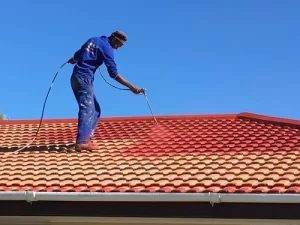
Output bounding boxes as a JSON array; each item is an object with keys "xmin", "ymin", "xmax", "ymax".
[{"xmin": 68, "ymin": 57, "xmax": 77, "ymax": 64}]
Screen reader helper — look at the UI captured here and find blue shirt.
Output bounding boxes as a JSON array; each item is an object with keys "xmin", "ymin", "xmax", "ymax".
[{"xmin": 72, "ymin": 36, "xmax": 118, "ymax": 79}]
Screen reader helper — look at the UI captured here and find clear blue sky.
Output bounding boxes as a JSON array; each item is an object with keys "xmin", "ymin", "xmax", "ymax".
[{"xmin": 0, "ymin": 0, "xmax": 299, "ymax": 120}]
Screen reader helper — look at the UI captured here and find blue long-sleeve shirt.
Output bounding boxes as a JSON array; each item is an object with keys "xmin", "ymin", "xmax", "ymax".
[{"xmin": 72, "ymin": 36, "xmax": 119, "ymax": 79}]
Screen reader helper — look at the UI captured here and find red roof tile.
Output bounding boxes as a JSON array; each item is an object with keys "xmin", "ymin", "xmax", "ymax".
[{"xmin": 0, "ymin": 112, "xmax": 300, "ymax": 193}]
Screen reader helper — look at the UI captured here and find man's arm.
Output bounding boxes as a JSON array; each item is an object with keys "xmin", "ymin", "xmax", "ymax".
[
  {"xmin": 68, "ymin": 49, "xmax": 83, "ymax": 64},
  {"xmin": 68, "ymin": 41, "xmax": 87, "ymax": 64},
  {"xmin": 102, "ymin": 47, "xmax": 143, "ymax": 94},
  {"xmin": 114, "ymin": 74, "xmax": 141, "ymax": 93}
]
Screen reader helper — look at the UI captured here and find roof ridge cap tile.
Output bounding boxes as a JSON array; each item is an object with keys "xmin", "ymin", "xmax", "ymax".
[
  {"xmin": 0, "ymin": 113, "xmax": 237, "ymax": 125},
  {"xmin": 237, "ymin": 112, "xmax": 300, "ymax": 128}
]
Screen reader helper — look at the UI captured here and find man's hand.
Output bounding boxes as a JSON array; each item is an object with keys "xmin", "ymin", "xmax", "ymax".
[
  {"xmin": 68, "ymin": 57, "xmax": 77, "ymax": 64},
  {"xmin": 130, "ymin": 86, "xmax": 145, "ymax": 95}
]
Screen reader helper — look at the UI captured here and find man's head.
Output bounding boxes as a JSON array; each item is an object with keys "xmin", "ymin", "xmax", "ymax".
[{"xmin": 109, "ymin": 31, "xmax": 127, "ymax": 49}]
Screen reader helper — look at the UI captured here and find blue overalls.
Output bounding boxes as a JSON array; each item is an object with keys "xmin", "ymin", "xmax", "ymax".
[{"xmin": 70, "ymin": 36, "xmax": 119, "ymax": 144}]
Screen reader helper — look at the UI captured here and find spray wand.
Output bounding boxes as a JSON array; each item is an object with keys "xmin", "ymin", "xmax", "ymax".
[{"xmin": 140, "ymin": 88, "xmax": 157, "ymax": 123}]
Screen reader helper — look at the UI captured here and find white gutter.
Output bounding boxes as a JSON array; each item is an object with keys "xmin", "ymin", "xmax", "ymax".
[{"xmin": 0, "ymin": 191, "xmax": 300, "ymax": 204}]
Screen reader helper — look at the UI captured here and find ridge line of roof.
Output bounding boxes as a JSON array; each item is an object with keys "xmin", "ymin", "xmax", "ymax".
[
  {"xmin": 1, "ymin": 112, "xmax": 299, "ymax": 127},
  {"xmin": 237, "ymin": 112, "xmax": 300, "ymax": 128},
  {"xmin": 0, "ymin": 113, "xmax": 238, "ymax": 125}
]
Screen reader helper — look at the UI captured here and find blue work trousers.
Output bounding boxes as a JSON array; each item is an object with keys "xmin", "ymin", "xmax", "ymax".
[{"xmin": 70, "ymin": 73, "xmax": 101, "ymax": 144}]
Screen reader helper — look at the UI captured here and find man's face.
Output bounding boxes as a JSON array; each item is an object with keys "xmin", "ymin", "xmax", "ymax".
[{"xmin": 111, "ymin": 38, "xmax": 124, "ymax": 49}]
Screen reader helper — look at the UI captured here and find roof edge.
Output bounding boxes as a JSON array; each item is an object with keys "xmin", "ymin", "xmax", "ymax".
[
  {"xmin": 237, "ymin": 112, "xmax": 300, "ymax": 128},
  {"xmin": 0, "ymin": 191, "xmax": 300, "ymax": 204}
]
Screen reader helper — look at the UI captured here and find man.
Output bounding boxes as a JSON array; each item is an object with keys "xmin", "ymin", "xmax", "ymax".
[{"xmin": 68, "ymin": 31, "xmax": 144, "ymax": 151}]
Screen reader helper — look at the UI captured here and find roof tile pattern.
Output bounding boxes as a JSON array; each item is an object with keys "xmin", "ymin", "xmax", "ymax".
[{"xmin": 0, "ymin": 112, "xmax": 300, "ymax": 193}]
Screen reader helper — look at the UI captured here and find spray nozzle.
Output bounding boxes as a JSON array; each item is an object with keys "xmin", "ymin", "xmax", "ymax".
[{"xmin": 140, "ymin": 88, "xmax": 146, "ymax": 95}]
